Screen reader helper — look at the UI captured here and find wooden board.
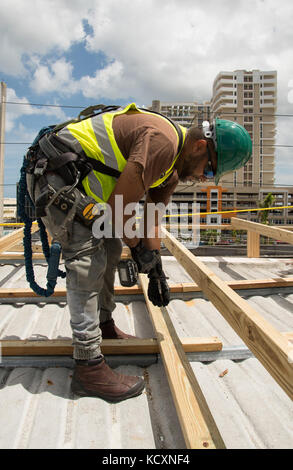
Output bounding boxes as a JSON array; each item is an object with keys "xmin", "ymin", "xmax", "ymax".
[
  {"xmin": 247, "ymin": 231, "xmax": 260, "ymax": 258},
  {"xmin": 161, "ymin": 226, "xmax": 293, "ymax": 401},
  {"xmin": 0, "ymin": 336, "xmax": 222, "ymax": 356},
  {"xmin": 0, "ymin": 244, "xmax": 131, "ymax": 260},
  {"xmin": 0, "ymin": 225, "xmax": 39, "ymax": 254},
  {"xmin": 1, "ymin": 277, "xmax": 293, "ymax": 299},
  {"xmin": 231, "ymin": 217, "xmax": 293, "ymax": 244},
  {"xmin": 0, "ymin": 253, "xmax": 45, "ymax": 260},
  {"xmin": 139, "ymin": 273, "xmax": 225, "ymax": 449}
]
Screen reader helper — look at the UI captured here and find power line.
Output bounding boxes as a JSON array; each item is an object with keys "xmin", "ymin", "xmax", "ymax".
[
  {"xmin": 2, "ymin": 142, "xmax": 293, "ymax": 148},
  {"xmin": 209, "ymin": 111, "xmax": 292, "ymax": 118},
  {"xmin": 4, "ymin": 101, "xmax": 85, "ymax": 109},
  {"xmin": 4, "ymin": 101, "xmax": 293, "ymax": 118}
]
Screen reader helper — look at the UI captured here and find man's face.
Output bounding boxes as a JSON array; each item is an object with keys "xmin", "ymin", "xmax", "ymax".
[{"xmin": 178, "ymin": 139, "xmax": 217, "ymax": 183}]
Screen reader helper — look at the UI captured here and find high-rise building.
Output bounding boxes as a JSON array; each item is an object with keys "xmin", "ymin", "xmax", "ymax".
[
  {"xmin": 149, "ymin": 71, "xmax": 293, "ymax": 227},
  {"xmin": 210, "ymin": 70, "xmax": 277, "ymax": 187}
]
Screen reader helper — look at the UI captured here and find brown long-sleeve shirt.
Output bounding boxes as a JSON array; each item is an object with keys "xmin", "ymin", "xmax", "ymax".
[{"xmin": 112, "ymin": 110, "xmax": 180, "ymax": 205}]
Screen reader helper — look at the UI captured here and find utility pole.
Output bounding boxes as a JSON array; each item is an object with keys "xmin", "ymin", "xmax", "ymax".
[{"xmin": 0, "ymin": 81, "xmax": 7, "ymax": 237}]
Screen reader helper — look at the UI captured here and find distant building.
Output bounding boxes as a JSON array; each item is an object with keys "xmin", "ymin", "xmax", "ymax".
[
  {"xmin": 211, "ymin": 69, "xmax": 277, "ymax": 187},
  {"xmin": 151, "ymin": 70, "xmax": 288, "ymax": 225},
  {"xmin": 171, "ymin": 184, "xmax": 293, "ymax": 226},
  {"xmin": 3, "ymin": 198, "xmax": 16, "ymax": 223},
  {"xmin": 150, "ymin": 100, "xmax": 210, "ymax": 128}
]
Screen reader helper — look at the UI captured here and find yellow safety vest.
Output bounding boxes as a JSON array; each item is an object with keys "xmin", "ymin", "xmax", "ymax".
[{"xmin": 57, "ymin": 102, "xmax": 186, "ymax": 204}]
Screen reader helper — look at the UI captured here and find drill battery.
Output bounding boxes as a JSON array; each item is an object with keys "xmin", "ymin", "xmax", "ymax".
[{"xmin": 48, "ymin": 185, "xmax": 103, "ymax": 227}]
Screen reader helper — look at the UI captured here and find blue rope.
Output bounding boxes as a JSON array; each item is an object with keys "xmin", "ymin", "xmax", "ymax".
[{"xmin": 17, "ymin": 126, "xmax": 66, "ymax": 297}]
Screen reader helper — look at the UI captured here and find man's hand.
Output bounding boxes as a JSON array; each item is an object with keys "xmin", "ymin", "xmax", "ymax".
[
  {"xmin": 130, "ymin": 240, "xmax": 161, "ymax": 274},
  {"xmin": 147, "ymin": 260, "xmax": 170, "ymax": 307}
]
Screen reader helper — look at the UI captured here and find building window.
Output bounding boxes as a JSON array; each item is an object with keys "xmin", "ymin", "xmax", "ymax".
[{"xmin": 210, "ymin": 217, "xmax": 218, "ymax": 224}]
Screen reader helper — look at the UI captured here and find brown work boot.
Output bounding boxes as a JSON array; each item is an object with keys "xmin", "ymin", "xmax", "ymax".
[
  {"xmin": 100, "ymin": 319, "xmax": 137, "ymax": 339},
  {"xmin": 71, "ymin": 356, "xmax": 145, "ymax": 402}
]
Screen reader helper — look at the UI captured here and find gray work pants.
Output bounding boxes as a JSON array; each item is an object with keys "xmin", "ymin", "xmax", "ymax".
[{"xmin": 27, "ymin": 172, "xmax": 122, "ymax": 360}]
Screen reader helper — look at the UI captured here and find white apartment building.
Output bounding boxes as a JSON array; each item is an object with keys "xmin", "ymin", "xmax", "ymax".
[
  {"xmin": 150, "ymin": 71, "xmax": 293, "ymax": 226},
  {"xmin": 210, "ymin": 70, "xmax": 277, "ymax": 187}
]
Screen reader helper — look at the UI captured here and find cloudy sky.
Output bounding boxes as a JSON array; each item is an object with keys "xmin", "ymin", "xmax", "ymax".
[{"xmin": 1, "ymin": 0, "xmax": 293, "ymax": 197}]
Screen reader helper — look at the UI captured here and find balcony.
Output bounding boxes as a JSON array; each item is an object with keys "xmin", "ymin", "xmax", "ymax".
[
  {"xmin": 260, "ymin": 103, "xmax": 277, "ymax": 109},
  {"xmin": 262, "ymin": 77, "xmax": 277, "ymax": 84},
  {"xmin": 212, "ymin": 87, "xmax": 234, "ymax": 101}
]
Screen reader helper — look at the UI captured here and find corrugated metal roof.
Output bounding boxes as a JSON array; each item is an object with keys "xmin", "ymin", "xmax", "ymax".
[{"xmin": 0, "ymin": 256, "xmax": 292, "ymax": 449}]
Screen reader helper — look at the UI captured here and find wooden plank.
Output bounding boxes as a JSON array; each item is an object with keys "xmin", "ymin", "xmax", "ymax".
[
  {"xmin": 1, "ymin": 277, "xmax": 293, "ymax": 299},
  {"xmin": 0, "ymin": 225, "xmax": 39, "ymax": 254},
  {"xmin": 139, "ymin": 273, "xmax": 225, "ymax": 449},
  {"xmin": 247, "ymin": 231, "xmax": 260, "ymax": 258},
  {"xmin": 9, "ymin": 243, "xmax": 44, "ymax": 252},
  {"xmin": 0, "ymin": 336, "xmax": 222, "ymax": 356},
  {"xmin": 0, "ymin": 253, "xmax": 46, "ymax": 260},
  {"xmin": 231, "ymin": 217, "xmax": 293, "ymax": 245},
  {"xmin": 161, "ymin": 226, "xmax": 293, "ymax": 401},
  {"xmin": 283, "ymin": 331, "xmax": 293, "ymax": 342},
  {"xmin": 0, "ymin": 245, "xmax": 131, "ymax": 260}
]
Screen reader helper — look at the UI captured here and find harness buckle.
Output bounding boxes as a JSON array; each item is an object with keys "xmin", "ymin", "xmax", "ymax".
[{"xmin": 34, "ymin": 157, "xmax": 48, "ymax": 177}]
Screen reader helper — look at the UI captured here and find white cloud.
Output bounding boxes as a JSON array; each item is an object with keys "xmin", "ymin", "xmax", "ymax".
[
  {"xmin": 79, "ymin": 61, "xmax": 125, "ymax": 99},
  {"xmin": 5, "ymin": 87, "xmax": 67, "ymax": 132},
  {"xmin": 30, "ymin": 58, "xmax": 75, "ymax": 94},
  {"xmin": 1, "ymin": 0, "xmax": 293, "ymax": 185},
  {"xmin": 0, "ymin": 0, "xmax": 95, "ymax": 75},
  {"xmin": 80, "ymin": 0, "xmax": 293, "ymax": 103},
  {"xmin": 3, "ymin": 0, "xmax": 293, "ymax": 107}
]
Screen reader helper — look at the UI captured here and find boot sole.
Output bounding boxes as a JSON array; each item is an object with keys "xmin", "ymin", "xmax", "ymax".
[{"xmin": 71, "ymin": 378, "xmax": 145, "ymax": 403}]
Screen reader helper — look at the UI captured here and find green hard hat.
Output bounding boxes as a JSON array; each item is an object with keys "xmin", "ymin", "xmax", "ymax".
[
  {"xmin": 215, "ymin": 118, "xmax": 252, "ymax": 184},
  {"xmin": 204, "ymin": 118, "xmax": 253, "ymax": 185}
]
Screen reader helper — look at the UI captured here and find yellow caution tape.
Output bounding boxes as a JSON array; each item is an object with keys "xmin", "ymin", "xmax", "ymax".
[{"xmin": 0, "ymin": 205, "xmax": 292, "ymax": 226}]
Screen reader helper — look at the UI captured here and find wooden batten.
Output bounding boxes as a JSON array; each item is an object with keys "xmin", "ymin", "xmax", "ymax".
[
  {"xmin": 0, "ymin": 225, "xmax": 39, "ymax": 254},
  {"xmin": 161, "ymin": 226, "xmax": 293, "ymax": 402},
  {"xmin": 139, "ymin": 273, "xmax": 225, "ymax": 450},
  {"xmin": 231, "ymin": 217, "xmax": 293, "ymax": 245},
  {"xmin": 1, "ymin": 277, "xmax": 293, "ymax": 299},
  {"xmin": 247, "ymin": 231, "xmax": 260, "ymax": 258},
  {"xmin": 0, "ymin": 336, "xmax": 222, "ymax": 356}
]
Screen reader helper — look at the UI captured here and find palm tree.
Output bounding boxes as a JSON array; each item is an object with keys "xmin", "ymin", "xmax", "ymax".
[{"xmin": 258, "ymin": 192, "xmax": 275, "ymax": 225}]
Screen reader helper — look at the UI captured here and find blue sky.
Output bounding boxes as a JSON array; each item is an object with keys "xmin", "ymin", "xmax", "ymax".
[{"xmin": 1, "ymin": 0, "xmax": 293, "ymax": 198}]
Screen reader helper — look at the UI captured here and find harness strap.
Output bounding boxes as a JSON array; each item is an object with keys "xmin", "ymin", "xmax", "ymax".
[
  {"xmin": 44, "ymin": 132, "xmax": 122, "ymax": 179},
  {"xmin": 38, "ymin": 107, "xmax": 184, "ymax": 184}
]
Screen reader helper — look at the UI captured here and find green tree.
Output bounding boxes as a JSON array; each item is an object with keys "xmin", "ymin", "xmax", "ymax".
[{"xmin": 206, "ymin": 229, "xmax": 217, "ymax": 245}]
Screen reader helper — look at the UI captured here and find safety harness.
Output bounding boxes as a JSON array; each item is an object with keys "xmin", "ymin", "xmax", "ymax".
[{"xmin": 18, "ymin": 104, "xmax": 184, "ymax": 296}]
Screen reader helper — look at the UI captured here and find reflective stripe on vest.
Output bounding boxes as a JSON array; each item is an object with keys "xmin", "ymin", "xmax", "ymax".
[{"xmin": 57, "ymin": 102, "xmax": 186, "ymax": 203}]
